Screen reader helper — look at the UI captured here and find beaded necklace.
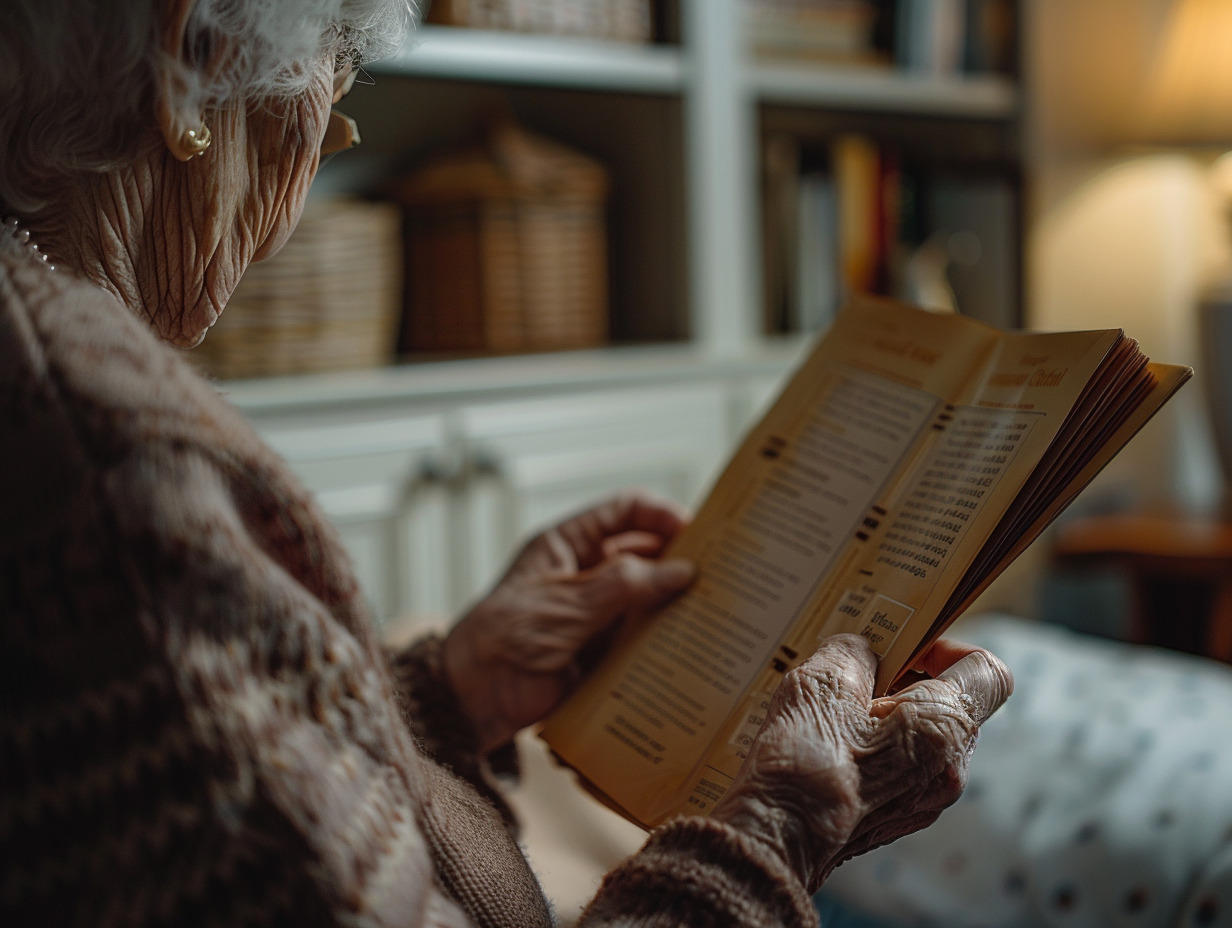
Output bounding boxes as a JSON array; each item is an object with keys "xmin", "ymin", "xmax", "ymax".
[{"xmin": 1, "ymin": 215, "xmax": 56, "ymax": 271}]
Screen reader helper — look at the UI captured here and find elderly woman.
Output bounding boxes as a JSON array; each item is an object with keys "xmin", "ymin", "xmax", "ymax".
[{"xmin": 0, "ymin": 2, "xmax": 1013, "ymax": 926}]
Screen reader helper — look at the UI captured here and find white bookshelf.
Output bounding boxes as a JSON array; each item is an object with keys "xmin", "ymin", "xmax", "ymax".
[
  {"xmin": 376, "ymin": 25, "xmax": 686, "ymax": 93},
  {"xmin": 748, "ymin": 62, "xmax": 1017, "ymax": 117},
  {"xmin": 219, "ymin": 0, "xmax": 1025, "ymax": 636},
  {"xmin": 340, "ymin": 0, "xmax": 1022, "ymax": 358}
]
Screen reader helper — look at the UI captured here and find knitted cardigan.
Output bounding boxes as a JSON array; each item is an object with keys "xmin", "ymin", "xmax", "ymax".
[{"xmin": 0, "ymin": 240, "xmax": 818, "ymax": 928}]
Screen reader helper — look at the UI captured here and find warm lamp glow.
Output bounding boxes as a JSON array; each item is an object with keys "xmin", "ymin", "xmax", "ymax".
[
  {"xmin": 1140, "ymin": 0, "xmax": 1232, "ymax": 144},
  {"xmin": 1212, "ymin": 152, "xmax": 1232, "ymax": 204}
]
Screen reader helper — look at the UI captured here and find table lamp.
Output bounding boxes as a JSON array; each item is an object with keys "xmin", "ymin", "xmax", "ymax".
[{"xmin": 1135, "ymin": 0, "xmax": 1232, "ymax": 508}]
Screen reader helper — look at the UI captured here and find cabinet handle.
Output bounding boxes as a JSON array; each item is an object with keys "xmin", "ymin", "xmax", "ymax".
[
  {"xmin": 413, "ymin": 449, "xmax": 505, "ymax": 486},
  {"xmin": 417, "ymin": 453, "xmax": 463, "ymax": 486},
  {"xmin": 468, "ymin": 447, "xmax": 505, "ymax": 480}
]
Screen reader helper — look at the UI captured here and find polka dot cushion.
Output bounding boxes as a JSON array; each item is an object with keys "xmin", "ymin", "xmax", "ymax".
[{"xmin": 815, "ymin": 614, "xmax": 1232, "ymax": 928}]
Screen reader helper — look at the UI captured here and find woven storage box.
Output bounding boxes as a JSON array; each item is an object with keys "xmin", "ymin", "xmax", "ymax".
[
  {"xmin": 191, "ymin": 198, "xmax": 402, "ymax": 379},
  {"xmin": 393, "ymin": 119, "xmax": 610, "ymax": 355},
  {"xmin": 426, "ymin": 0, "xmax": 653, "ymax": 42}
]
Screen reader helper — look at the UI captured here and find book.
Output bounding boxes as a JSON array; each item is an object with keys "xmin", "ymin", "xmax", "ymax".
[
  {"xmin": 745, "ymin": 0, "xmax": 885, "ymax": 64},
  {"xmin": 539, "ymin": 294, "xmax": 1191, "ymax": 828},
  {"xmin": 761, "ymin": 134, "xmax": 803, "ymax": 334},
  {"xmin": 760, "ymin": 128, "xmax": 1021, "ymax": 336},
  {"xmin": 794, "ymin": 171, "xmax": 841, "ymax": 333},
  {"xmin": 833, "ymin": 134, "xmax": 884, "ymax": 296},
  {"xmin": 962, "ymin": 0, "xmax": 1016, "ymax": 75},
  {"xmin": 896, "ymin": 0, "xmax": 967, "ymax": 75}
]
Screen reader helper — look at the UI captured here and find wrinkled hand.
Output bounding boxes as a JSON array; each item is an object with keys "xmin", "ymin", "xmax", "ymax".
[
  {"xmin": 442, "ymin": 491, "xmax": 696, "ymax": 753},
  {"xmin": 710, "ymin": 634, "xmax": 1013, "ymax": 893}
]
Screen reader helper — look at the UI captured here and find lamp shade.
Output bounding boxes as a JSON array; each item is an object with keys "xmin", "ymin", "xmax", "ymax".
[{"xmin": 1137, "ymin": 0, "xmax": 1232, "ymax": 145}]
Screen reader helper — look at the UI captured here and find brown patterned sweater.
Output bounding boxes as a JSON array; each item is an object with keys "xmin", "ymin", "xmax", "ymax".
[{"xmin": 0, "ymin": 240, "xmax": 818, "ymax": 927}]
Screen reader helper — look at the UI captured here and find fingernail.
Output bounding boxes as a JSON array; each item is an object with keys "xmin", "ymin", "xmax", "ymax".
[
  {"xmin": 869, "ymin": 699, "xmax": 896, "ymax": 719},
  {"xmin": 659, "ymin": 557, "xmax": 697, "ymax": 587}
]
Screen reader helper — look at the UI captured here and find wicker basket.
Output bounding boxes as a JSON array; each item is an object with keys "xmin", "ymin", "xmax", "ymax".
[
  {"xmin": 426, "ymin": 0, "xmax": 653, "ymax": 43},
  {"xmin": 190, "ymin": 198, "xmax": 402, "ymax": 379},
  {"xmin": 392, "ymin": 118, "xmax": 610, "ymax": 355}
]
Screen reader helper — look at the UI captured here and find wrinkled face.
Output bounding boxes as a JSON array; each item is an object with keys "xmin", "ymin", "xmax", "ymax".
[
  {"xmin": 244, "ymin": 59, "xmax": 337, "ymax": 263},
  {"xmin": 250, "ymin": 51, "xmax": 360, "ymax": 264},
  {"xmin": 157, "ymin": 55, "xmax": 339, "ymax": 347}
]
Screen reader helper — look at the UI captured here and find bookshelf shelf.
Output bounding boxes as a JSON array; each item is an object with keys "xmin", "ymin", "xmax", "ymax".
[
  {"xmin": 748, "ymin": 63, "xmax": 1018, "ymax": 119},
  {"xmin": 373, "ymin": 25, "xmax": 685, "ymax": 94},
  {"xmin": 308, "ymin": 0, "xmax": 1024, "ymax": 363}
]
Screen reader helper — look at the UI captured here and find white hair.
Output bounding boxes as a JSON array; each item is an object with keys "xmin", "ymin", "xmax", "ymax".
[{"xmin": 0, "ymin": 0, "xmax": 415, "ymax": 213}]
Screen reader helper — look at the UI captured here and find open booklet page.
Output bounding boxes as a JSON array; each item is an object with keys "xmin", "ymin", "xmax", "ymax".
[{"xmin": 539, "ymin": 295, "xmax": 1190, "ymax": 828}]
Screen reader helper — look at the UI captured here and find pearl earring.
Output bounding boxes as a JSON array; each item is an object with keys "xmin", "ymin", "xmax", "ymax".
[{"xmin": 179, "ymin": 124, "xmax": 212, "ymax": 158}]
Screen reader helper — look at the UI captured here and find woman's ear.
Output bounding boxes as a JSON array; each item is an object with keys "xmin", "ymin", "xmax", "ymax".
[{"xmin": 153, "ymin": 0, "xmax": 212, "ymax": 161}]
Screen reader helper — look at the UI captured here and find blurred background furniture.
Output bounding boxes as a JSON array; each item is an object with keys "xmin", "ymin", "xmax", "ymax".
[
  {"xmin": 1123, "ymin": 0, "xmax": 1232, "ymax": 511},
  {"xmin": 223, "ymin": 0, "xmax": 1028, "ymax": 624},
  {"xmin": 190, "ymin": 198, "xmax": 403, "ymax": 379},
  {"xmin": 1052, "ymin": 511, "xmax": 1232, "ymax": 664},
  {"xmin": 426, "ymin": 0, "xmax": 655, "ymax": 43},
  {"xmin": 393, "ymin": 116, "xmax": 611, "ymax": 355}
]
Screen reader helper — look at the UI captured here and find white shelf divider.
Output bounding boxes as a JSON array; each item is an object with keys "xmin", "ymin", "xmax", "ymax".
[
  {"xmin": 684, "ymin": 0, "xmax": 761, "ymax": 356},
  {"xmin": 373, "ymin": 24, "xmax": 685, "ymax": 94},
  {"xmin": 749, "ymin": 62, "xmax": 1018, "ymax": 118}
]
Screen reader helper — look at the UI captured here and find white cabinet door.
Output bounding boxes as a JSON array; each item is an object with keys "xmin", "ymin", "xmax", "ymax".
[
  {"xmin": 237, "ymin": 369, "xmax": 781, "ymax": 624},
  {"xmin": 452, "ymin": 382, "xmax": 731, "ymax": 606},
  {"xmin": 726, "ymin": 370, "xmax": 793, "ymax": 440},
  {"xmin": 258, "ymin": 411, "xmax": 453, "ymax": 632}
]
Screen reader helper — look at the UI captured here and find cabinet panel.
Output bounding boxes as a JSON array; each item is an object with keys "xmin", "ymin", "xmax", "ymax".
[
  {"xmin": 231, "ymin": 355, "xmax": 799, "ymax": 623},
  {"xmin": 725, "ymin": 369, "xmax": 794, "ymax": 441},
  {"xmin": 308, "ymin": 1, "xmax": 1020, "ymax": 363},
  {"xmin": 258, "ymin": 413, "xmax": 453, "ymax": 629},
  {"xmin": 452, "ymin": 383, "xmax": 731, "ymax": 604}
]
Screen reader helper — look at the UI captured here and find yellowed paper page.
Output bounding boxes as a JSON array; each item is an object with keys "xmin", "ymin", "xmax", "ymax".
[
  {"xmin": 913, "ymin": 361, "xmax": 1192, "ymax": 656},
  {"xmin": 665, "ymin": 325, "xmax": 1136, "ymax": 816},
  {"xmin": 820, "ymin": 327, "xmax": 1129, "ymax": 693},
  {"xmin": 540, "ymin": 297, "xmax": 1183, "ymax": 828},
  {"xmin": 541, "ymin": 297, "xmax": 1002, "ymax": 824}
]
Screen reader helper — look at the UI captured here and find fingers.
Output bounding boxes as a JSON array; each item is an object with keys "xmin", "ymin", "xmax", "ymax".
[
  {"xmin": 935, "ymin": 650, "xmax": 1014, "ymax": 725},
  {"xmin": 783, "ymin": 634, "xmax": 879, "ymax": 710},
  {"xmin": 556, "ymin": 490, "xmax": 691, "ymax": 568},
  {"xmin": 600, "ymin": 530, "xmax": 670, "ymax": 560},
  {"xmin": 909, "ymin": 640, "xmax": 1014, "ymax": 726},
  {"xmin": 505, "ymin": 490, "xmax": 690, "ymax": 579},
  {"xmin": 804, "ymin": 633, "xmax": 879, "ymax": 679},
  {"xmin": 911, "ymin": 638, "xmax": 987, "ymax": 677},
  {"xmin": 862, "ymin": 644, "xmax": 1010, "ymax": 818},
  {"xmin": 581, "ymin": 552, "xmax": 696, "ymax": 624}
]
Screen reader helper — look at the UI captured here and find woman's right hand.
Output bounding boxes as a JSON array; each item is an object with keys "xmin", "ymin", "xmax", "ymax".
[{"xmin": 709, "ymin": 633, "xmax": 1013, "ymax": 894}]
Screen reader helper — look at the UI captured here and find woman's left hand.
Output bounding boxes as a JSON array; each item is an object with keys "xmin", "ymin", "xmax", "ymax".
[{"xmin": 441, "ymin": 490, "xmax": 696, "ymax": 753}]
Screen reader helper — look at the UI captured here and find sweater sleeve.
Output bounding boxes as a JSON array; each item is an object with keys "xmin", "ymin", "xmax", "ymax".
[
  {"xmin": 0, "ymin": 268, "xmax": 501, "ymax": 928},
  {"xmin": 387, "ymin": 634, "xmax": 522, "ymax": 827},
  {"xmin": 578, "ymin": 817, "xmax": 820, "ymax": 928}
]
